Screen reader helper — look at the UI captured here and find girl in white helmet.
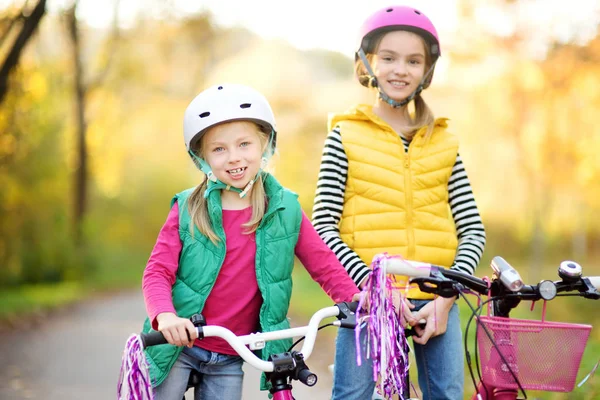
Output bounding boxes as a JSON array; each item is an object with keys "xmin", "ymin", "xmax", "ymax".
[
  {"xmin": 139, "ymin": 83, "xmax": 361, "ymax": 399},
  {"xmin": 312, "ymin": 6, "xmax": 486, "ymax": 400}
]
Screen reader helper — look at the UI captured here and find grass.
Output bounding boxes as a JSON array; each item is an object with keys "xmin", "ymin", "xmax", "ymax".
[
  {"xmin": 0, "ymin": 249, "xmax": 147, "ymax": 326},
  {"xmin": 0, "ymin": 281, "xmax": 86, "ymax": 322}
]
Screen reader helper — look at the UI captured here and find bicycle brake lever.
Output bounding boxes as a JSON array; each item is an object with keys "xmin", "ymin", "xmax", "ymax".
[
  {"xmin": 582, "ymin": 278, "xmax": 600, "ymax": 299},
  {"xmin": 411, "ymin": 277, "xmax": 459, "ymax": 298},
  {"xmin": 335, "ymin": 301, "xmax": 358, "ymax": 329}
]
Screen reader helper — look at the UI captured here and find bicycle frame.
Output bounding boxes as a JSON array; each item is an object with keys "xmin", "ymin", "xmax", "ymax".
[{"xmin": 381, "ymin": 255, "xmax": 600, "ymax": 400}]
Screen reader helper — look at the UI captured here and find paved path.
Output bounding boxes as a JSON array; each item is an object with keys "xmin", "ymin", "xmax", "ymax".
[{"xmin": 0, "ymin": 290, "xmax": 335, "ymax": 400}]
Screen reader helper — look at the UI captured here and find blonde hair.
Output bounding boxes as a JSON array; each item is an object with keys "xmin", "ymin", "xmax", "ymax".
[
  {"xmin": 186, "ymin": 122, "xmax": 270, "ymax": 244},
  {"xmin": 355, "ymin": 31, "xmax": 436, "ymax": 140}
]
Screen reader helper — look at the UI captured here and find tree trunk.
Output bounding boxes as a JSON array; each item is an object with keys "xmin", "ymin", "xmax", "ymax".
[{"xmin": 66, "ymin": 4, "xmax": 87, "ymax": 246}]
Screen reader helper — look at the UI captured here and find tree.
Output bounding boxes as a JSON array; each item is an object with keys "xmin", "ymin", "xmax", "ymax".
[
  {"xmin": 64, "ymin": 0, "xmax": 120, "ymax": 245},
  {"xmin": 0, "ymin": 0, "xmax": 46, "ymax": 105}
]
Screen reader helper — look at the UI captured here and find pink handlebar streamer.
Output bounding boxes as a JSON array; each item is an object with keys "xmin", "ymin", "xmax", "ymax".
[
  {"xmin": 117, "ymin": 334, "xmax": 154, "ymax": 400},
  {"xmin": 355, "ymin": 253, "xmax": 410, "ymax": 399}
]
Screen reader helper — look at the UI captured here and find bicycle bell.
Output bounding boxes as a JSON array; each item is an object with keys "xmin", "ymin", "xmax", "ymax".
[{"xmin": 558, "ymin": 260, "xmax": 582, "ymax": 282}]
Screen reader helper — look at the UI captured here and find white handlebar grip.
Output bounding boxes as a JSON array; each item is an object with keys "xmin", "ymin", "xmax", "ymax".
[
  {"xmin": 589, "ymin": 276, "xmax": 600, "ymax": 290},
  {"xmin": 382, "ymin": 257, "xmax": 431, "ymax": 277}
]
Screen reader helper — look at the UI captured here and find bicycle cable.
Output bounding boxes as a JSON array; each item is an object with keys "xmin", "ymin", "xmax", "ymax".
[
  {"xmin": 461, "ymin": 292, "xmax": 529, "ymax": 399},
  {"xmin": 459, "ymin": 289, "xmax": 489, "ymax": 398},
  {"xmin": 286, "ymin": 323, "xmax": 334, "ymax": 352}
]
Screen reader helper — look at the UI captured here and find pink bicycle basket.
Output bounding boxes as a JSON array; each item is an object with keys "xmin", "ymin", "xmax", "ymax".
[{"xmin": 476, "ymin": 315, "xmax": 592, "ymax": 392}]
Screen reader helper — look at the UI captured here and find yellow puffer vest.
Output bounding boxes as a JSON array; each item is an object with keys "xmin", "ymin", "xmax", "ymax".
[{"xmin": 329, "ymin": 104, "xmax": 458, "ymax": 299}]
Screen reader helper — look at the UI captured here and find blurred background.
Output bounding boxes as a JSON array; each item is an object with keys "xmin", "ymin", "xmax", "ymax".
[{"xmin": 1, "ymin": 0, "xmax": 599, "ymax": 399}]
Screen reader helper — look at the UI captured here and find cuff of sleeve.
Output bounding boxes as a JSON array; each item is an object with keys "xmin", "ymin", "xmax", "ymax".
[
  {"xmin": 354, "ymin": 266, "xmax": 372, "ymax": 288},
  {"xmin": 151, "ymin": 308, "xmax": 176, "ymax": 331},
  {"xmin": 449, "ymin": 262, "xmax": 471, "ymax": 274}
]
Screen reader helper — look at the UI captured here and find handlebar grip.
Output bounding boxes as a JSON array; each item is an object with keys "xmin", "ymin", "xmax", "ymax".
[
  {"xmin": 384, "ymin": 258, "xmax": 432, "ymax": 277},
  {"xmin": 140, "ymin": 331, "xmax": 168, "ymax": 348},
  {"xmin": 589, "ymin": 276, "xmax": 600, "ymax": 291}
]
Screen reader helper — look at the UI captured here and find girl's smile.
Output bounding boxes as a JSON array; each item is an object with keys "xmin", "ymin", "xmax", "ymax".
[{"xmin": 227, "ymin": 166, "xmax": 247, "ymax": 180}]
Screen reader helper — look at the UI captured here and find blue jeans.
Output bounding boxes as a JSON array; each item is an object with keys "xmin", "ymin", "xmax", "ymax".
[
  {"xmin": 332, "ymin": 301, "xmax": 463, "ymax": 400},
  {"xmin": 154, "ymin": 346, "xmax": 244, "ymax": 400}
]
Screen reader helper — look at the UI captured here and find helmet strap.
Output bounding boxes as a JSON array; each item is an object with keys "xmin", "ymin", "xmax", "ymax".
[
  {"xmin": 357, "ymin": 48, "xmax": 438, "ymax": 109},
  {"xmin": 237, "ymin": 128, "xmax": 275, "ymax": 198},
  {"xmin": 236, "ymin": 129, "xmax": 275, "ymax": 198}
]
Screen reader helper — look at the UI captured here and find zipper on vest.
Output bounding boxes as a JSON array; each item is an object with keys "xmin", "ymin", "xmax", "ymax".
[{"xmin": 404, "ymin": 151, "xmax": 415, "ymax": 259}]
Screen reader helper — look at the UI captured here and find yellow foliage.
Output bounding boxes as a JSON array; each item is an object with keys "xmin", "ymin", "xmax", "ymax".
[
  {"xmin": 0, "ymin": 134, "xmax": 17, "ymax": 157},
  {"xmin": 1, "ymin": 174, "xmax": 22, "ymax": 209},
  {"xmin": 24, "ymin": 71, "xmax": 48, "ymax": 101},
  {"xmin": 573, "ymin": 69, "xmax": 600, "ymax": 101},
  {"xmin": 87, "ymin": 121, "xmax": 105, "ymax": 152},
  {"xmin": 4, "ymin": 7, "xmax": 600, "ymax": 259},
  {"xmin": 517, "ymin": 61, "xmax": 545, "ymax": 91}
]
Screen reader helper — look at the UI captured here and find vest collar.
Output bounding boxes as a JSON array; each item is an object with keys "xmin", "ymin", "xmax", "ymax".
[
  {"xmin": 328, "ymin": 104, "xmax": 449, "ymax": 137},
  {"xmin": 205, "ymin": 173, "xmax": 286, "ymax": 226}
]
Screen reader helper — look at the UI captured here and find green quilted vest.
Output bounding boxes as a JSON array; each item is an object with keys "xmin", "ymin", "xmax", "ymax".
[{"xmin": 141, "ymin": 173, "xmax": 302, "ymax": 390}]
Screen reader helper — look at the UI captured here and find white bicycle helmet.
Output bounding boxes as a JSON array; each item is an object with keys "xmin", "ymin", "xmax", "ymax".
[{"xmin": 183, "ymin": 83, "xmax": 277, "ymax": 152}]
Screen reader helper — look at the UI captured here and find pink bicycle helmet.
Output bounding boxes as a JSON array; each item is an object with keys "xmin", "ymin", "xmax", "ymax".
[{"xmin": 356, "ymin": 6, "xmax": 440, "ymax": 88}]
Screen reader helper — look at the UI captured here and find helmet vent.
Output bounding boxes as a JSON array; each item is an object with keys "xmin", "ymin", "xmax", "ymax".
[
  {"xmin": 414, "ymin": 10, "xmax": 421, "ymax": 15},
  {"xmin": 240, "ymin": 103, "xmax": 252, "ymax": 109},
  {"xmin": 386, "ymin": 8, "xmax": 393, "ymax": 12},
  {"xmin": 218, "ymin": 86, "xmax": 223, "ymax": 90},
  {"xmin": 199, "ymin": 112, "xmax": 210, "ymax": 118}
]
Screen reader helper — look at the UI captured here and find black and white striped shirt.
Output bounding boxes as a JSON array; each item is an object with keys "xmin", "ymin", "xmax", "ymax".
[{"xmin": 312, "ymin": 126, "xmax": 487, "ymax": 287}]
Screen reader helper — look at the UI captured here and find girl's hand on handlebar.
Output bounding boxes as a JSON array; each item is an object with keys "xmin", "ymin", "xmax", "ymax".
[
  {"xmin": 352, "ymin": 291, "xmax": 370, "ymax": 311},
  {"xmin": 156, "ymin": 312, "xmax": 198, "ymax": 348},
  {"xmin": 392, "ymin": 289, "xmax": 416, "ymax": 327},
  {"xmin": 410, "ymin": 296, "xmax": 455, "ymax": 345}
]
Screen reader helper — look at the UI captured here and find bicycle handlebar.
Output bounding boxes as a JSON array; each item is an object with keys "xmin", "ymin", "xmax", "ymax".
[
  {"xmin": 382, "ymin": 257, "xmax": 490, "ymax": 295},
  {"xmin": 379, "ymin": 255, "xmax": 599, "ymax": 398},
  {"xmin": 140, "ymin": 302, "xmax": 358, "ymax": 372},
  {"xmin": 381, "ymin": 255, "xmax": 600, "ymax": 300},
  {"xmin": 139, "ymin": 256, "xmax": 598, "ymax": 377}
]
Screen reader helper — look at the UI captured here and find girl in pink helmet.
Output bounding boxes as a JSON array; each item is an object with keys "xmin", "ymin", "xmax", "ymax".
[{"xmin": 312, "ymin": 6, "xmax": 486, "ymax": 399}]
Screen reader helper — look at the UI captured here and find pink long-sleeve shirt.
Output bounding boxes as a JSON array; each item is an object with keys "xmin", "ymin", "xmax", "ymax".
[{"xmin": 142, "ymin": 201, "xmax": 359, "ymax": 355}]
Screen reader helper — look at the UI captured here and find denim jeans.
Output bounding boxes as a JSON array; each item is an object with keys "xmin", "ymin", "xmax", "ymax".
[
  {"xmin": 154, "ymin": 346, "xmax": 244, "ymax": 400},
  {"xmin": 332, "ymin": 301, "xmax": 463, "ymax": 400}
]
